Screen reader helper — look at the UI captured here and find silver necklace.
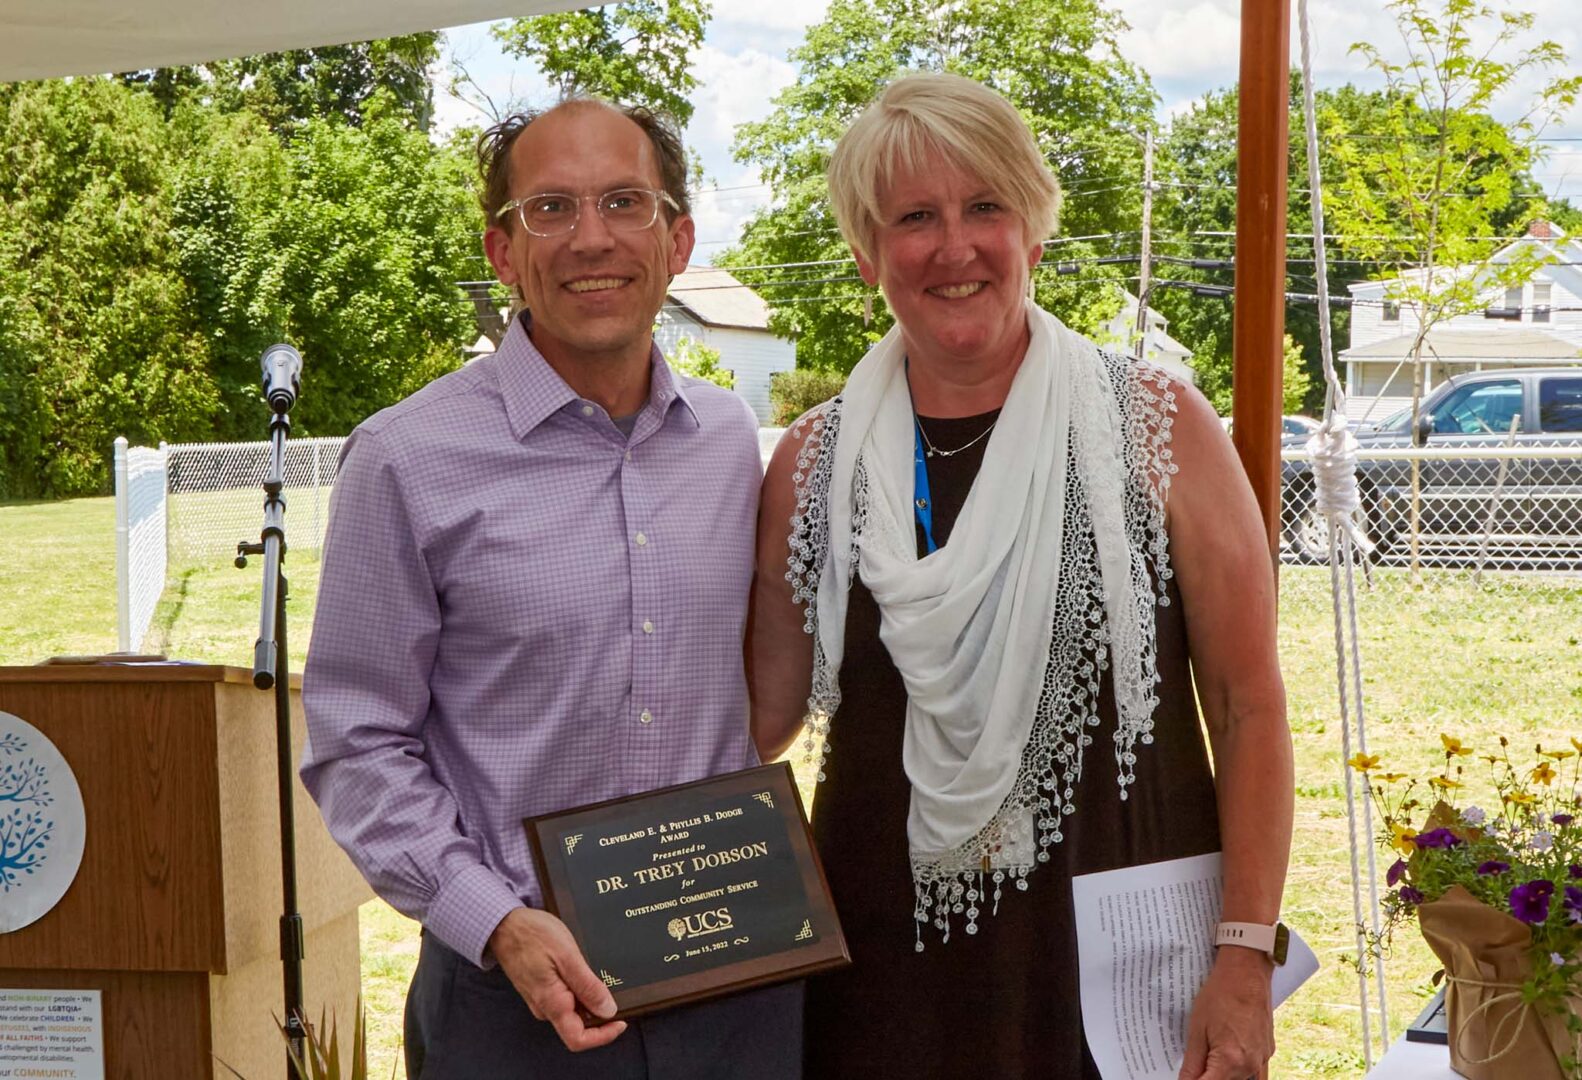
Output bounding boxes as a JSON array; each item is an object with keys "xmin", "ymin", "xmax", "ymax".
[{"xmin": 917, "ymin": 415, "xmax": 999, "ymax": 458}]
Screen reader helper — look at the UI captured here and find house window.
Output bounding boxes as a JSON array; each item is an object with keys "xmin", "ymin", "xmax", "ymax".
[
  {"xmin": 1533, "ymin": 282, "xmax": 1552, "ymax": 324},
  {"xmin": 1382, "ymin": 300, "xmax": 1400, "ymax": 322},
  {"xmin": 1504, "ymin": 285, "xmax": 1524, "ymax": 319}
]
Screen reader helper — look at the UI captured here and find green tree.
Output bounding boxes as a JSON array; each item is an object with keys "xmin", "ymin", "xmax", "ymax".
[
  {"xmin": 0, "ymin": 75, "xmax": 482, "ymax": 497},
  {"xmin": 0, "ymin": 78, "xmax": 218, "ymax": 496},
  {"xmin": 667, "ymin": 337, "xmax": 733, "ymax": 389},
  {"xmin": 719, "ymin": 0, "xmax": 1156, "ymax": 373},
  {"xmin": 1326, "ymin": 0, "xmax": 1580, "ymax": 568},
  {"xmin": 1148, "ymin": 73, "xmax": 1556, "ymax": 415},
  {"xmin": 168, "ymin": 96, "xmax": 482, "ymax": 437},
  {"xmin": 120, "ymin": 34, "xmax": 442, "ymax": 133},
  {"xmin": 492, "ymin": 0, "xmax": 710, "ymax": 124}
]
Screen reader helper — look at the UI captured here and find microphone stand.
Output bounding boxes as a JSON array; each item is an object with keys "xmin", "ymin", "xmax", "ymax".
[{"xmin": 236, "ymin": 393, "xmax": 307, "ymax": 1079}]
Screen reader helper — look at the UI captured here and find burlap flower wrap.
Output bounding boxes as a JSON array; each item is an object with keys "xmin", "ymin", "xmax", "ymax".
[{"xmin": 1418, "ymin": 885, "xmax": 1582, "ymax": 1080}]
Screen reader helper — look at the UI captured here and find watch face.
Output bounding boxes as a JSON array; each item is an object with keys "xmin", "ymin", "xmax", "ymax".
[{"xmin": 1273, "ymin": 922, "xmax": 1291, "ymax": 966}]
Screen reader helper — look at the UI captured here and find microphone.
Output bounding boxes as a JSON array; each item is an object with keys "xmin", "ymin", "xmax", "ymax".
[{"xmin": 260, "ymin": 344, "xmax": 303, "ymax": 413}]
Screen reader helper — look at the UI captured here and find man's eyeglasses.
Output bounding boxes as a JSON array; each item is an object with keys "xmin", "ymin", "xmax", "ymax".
[{"xmin": 496, "ymin": 188, "xmax": 681, "ymax": 237}]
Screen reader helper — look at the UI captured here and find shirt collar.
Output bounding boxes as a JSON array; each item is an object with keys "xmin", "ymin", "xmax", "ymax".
[{"xmin": 493, "ymin": 312, "xmax": 701, "ymax": 441}]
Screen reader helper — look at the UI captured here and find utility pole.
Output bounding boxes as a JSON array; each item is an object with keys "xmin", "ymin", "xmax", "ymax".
[{"xmin": 1133, "ymin": 129, "xmax": 1155, "ymax": 362}]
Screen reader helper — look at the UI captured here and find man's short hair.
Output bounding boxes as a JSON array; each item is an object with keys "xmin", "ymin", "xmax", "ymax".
[
  {"xmin": 476, "ymin": 99, "xmax": 692, "ymax": 229},
  {"xmin": 827, "ymin": 72, "xmax": 1062, "ymax": 265}
]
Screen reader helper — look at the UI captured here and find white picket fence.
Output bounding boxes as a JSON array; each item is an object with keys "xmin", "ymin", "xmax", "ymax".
[{"xmin": 113, "ymin": 437, "xmax": 168, "ymax": 652}]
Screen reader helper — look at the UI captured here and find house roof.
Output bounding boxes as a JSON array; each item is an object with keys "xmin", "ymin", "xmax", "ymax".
[
  {"xmin": 1347, "ymin": 224, "xmax": 1582, "ymax": 301},
  {"xmin": 667, "ymin": 266, "xmax": 774, "ymax": 331},
  {"xmin": 1341, "ymin": 328, "xmax": 1581, "ymax": 361}
]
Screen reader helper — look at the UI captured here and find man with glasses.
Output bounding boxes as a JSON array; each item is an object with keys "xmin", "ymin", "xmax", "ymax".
[{"xmin": 301, "ymin": 99, "xmax": 799, "ymax": 1078}]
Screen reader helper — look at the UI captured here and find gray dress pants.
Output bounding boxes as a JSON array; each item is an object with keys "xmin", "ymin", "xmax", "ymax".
[{"xmin": 405, "ymin": 932, "xmax": 804, "ymax": 1079}]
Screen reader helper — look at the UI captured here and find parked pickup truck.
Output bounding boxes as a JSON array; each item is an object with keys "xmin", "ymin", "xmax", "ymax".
[{"xmin": 1281, "ymin": 367, "xmax": 1582, "ymax": 562}]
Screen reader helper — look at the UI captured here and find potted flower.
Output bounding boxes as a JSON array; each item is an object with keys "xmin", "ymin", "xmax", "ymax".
[{"xmin": 1351, "ymin": 735, "xmax": 1582, "ymax": 1079}]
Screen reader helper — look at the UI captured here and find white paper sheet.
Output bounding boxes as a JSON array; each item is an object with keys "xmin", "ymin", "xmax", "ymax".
[
  {"xmin": 0, "ymin": 989, "xmax": 104, "ymax": 1079},
  {"xmin": 1073, "ymin": 852, "xmax": 1318, "ymax": 1080}
]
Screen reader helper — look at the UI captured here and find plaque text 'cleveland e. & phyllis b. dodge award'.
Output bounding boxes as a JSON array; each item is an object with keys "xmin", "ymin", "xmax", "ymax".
[{"xmin": 525, "ymin": 763, "xmax": 849, "ymax": 1019}]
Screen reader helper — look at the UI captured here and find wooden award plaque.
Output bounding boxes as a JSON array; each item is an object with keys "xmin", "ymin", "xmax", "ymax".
[{"xmin": 525, "ymin": 762, "xmax": 849, "ymax": 1019}]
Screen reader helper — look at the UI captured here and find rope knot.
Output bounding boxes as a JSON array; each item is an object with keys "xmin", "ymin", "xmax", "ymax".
[{"xmin": 1306, "ymin": 417, "xmax": 1362, "ymax": 517}]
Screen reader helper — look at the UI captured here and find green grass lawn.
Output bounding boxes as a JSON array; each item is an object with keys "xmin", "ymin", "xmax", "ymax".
[{"xmin": 3, "ymin": 494, "xmax": 1580, "ymax": 1077}]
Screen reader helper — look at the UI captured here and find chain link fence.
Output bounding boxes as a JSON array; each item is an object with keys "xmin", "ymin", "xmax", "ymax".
[
  {"xmin": 1278, "ymin": 440, "xmax": 1582, "ymax": 598},
  {"xmin": 165, "ymin": 437, "xmax": 345, "ymax": 564}
]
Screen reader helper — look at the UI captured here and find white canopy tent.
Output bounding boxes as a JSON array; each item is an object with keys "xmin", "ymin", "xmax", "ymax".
[{"xmin": 0, "ymin": 0, "xmax": 577, "ymax": 82}]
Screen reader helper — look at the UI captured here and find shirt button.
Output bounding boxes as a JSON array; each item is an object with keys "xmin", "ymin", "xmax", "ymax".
[
  {"xmin": 625, "ymin": 450, "xmax": 633, "ymax": 462},
  {"xmin": 639, "ymin": 708, "xmax": 653, "ymax": 724},
  {"xmin": 581, "ymin": 404, "xmax": 594, "ymax": 417},
  {"xmin": 642, "ymin": 620, "xmax": 654, "ymax": 634},
  {"xmin": 635, "ymin": 532, "xmax": 648, "ymax": 547}
]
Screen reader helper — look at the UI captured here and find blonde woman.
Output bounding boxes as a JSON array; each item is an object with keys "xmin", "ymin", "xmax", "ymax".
[{"xmin": 747, "ymin": 73, "xmax": 1292, "ymax": 1079}]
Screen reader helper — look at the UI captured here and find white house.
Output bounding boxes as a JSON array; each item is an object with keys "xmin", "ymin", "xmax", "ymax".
[
  {"xmin": 1342, "ymin": 220, "xmax": 1582, "ymax": 423},
  {"xmin": 654, "ymin": 265, "xmax": 796, "ymax": 423},
  {"xmin": 1102, "ymin": 289, "xmax": 1196, "ymax": 384}
]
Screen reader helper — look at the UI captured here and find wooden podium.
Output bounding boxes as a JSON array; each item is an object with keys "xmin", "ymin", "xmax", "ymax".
[{"xmin": 0, "ymin": 664, "xmax": 372, "ymax": 1078}]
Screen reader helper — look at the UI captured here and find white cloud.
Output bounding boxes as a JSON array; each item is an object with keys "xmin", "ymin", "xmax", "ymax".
[
  {"xmin": 682, "ymin": 43, "xmax": 800, "ymax": 256},
  {"xmin": 710, "ymin": 0, "xmax": 829, "ymax": 34}
]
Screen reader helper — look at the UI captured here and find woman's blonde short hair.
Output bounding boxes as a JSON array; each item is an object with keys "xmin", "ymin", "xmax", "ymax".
[{"xmin": 827, "ymin": 72, "xmax": 1062, "ymax": 265}]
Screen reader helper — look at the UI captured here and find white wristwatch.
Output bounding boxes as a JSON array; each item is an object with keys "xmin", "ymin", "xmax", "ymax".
[{"xmin": 1215, "ymin": 921, "xmax": 1289, "ymax": 965}]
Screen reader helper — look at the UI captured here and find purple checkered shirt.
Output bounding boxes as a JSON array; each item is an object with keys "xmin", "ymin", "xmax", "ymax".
[{"xmin": 301, "ymin": 317, "xmax": 762, "ymax": 967}]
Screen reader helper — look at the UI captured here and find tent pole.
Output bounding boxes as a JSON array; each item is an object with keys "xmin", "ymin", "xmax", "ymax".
[{"xmin": 1233, "ymin": 0, "xmax": 1292, "ymax": 564}]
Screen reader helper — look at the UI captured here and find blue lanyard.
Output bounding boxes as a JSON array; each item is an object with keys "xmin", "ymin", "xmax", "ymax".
[{"xmin": 913, "ymin": 420, "xmax": 939, "ymax": 555}]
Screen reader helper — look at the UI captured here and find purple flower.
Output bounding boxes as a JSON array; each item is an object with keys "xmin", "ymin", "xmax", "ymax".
[
  {"xmin": 1510, "ymin": 880, "xmax": 1556, "ymax": 924},
  {"xmin": 1564, "ymin": 886, "xmax": 1582, "ymax": 926},
  {"xmin": 1570, "ymin": 864, "xmax": 1582, "ymax": 880},
  {"xmin": 1399, "ymin": 885, "xmax": 1425, "ymax": 905},
  {"xmin": 1552, "ymin": 814, "xmax": 1574, "ymax": 826},
  {"xmin": 1387, "ymin": 859, "xmax": 1408, "ymax": 886},
  {"xmin": 1477, "ymin": 860, "xmax": 1511, "ymax": 876},
  {"xmin": 1413, "ymin": 828, "xmax": 1462, "ymax": 850}
]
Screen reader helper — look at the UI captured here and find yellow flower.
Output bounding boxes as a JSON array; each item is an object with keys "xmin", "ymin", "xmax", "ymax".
[
  {"xmin": 1505, "ymin": 791, "xmax": 1537, "ymax": 806},
  {"xmin": 1531, "ymin": 762, "xmax": 1558, "ymax": 786},
  {"xmin": 1571, "ymin": 736, "xmax": 1582, "ymax": 755},
  {"xmin": 1348, "ymin": 753, "xmax": 1381, "ymax": 773},
  {"xmin": 1376, "ymin": 772, "xmax": 1409, "ymax": 784},
  {"xmin": 1440, "ymin": 735, "xmax": 1473, "ymax": 758},
  {"xmin": 1480, "ymin": 754, "xmax": 1501, "ymax": 765},
  {"xmin": 1390, "ymin": 823, "xmax": 1418, "ymax": 855},
  {"xmin": 1546, "ymin": 749, "xmax": 1578, "ymax": 761},
  {"xmin": 1428, "ymin": 776, "xmax": 1463, "ymax": 791}
]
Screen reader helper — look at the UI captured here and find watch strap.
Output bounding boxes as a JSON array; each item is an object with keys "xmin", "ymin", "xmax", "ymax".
[{"xmin": 1215, "ymin": 920, "xmax": 1289, "ymax": 965}]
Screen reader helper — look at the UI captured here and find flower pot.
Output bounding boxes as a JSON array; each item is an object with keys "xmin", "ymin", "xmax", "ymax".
[{"xmin": 1417, "ymin": 885, "xmax": 1581, "ymax": 1079}]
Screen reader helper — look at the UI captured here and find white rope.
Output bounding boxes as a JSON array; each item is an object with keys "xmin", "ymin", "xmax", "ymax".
[{"xmin": 1297, "ymin": 0, "xmax": 1392, "ymax": 1064}]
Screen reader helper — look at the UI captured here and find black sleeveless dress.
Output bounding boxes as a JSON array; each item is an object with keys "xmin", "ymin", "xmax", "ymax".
[{"xmin": 804, "ymin": 410, "xmax": 1222, "ymax": 1079}]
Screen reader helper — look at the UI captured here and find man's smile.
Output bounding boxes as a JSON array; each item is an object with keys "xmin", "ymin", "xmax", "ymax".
[{"xmin": 564, "ymin": 276, "xmax": 633, "ymax": 294}]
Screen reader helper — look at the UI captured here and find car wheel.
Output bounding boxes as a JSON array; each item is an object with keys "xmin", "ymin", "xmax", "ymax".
[{"xmin": 1286, "ymin": 492, "xmax": 1335, "ymax": 563}]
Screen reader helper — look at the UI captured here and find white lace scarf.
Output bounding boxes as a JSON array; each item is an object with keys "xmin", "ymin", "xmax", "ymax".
[{"xmin": 786, "ymin": 302, "xmax": 1179, "ymax": 946}]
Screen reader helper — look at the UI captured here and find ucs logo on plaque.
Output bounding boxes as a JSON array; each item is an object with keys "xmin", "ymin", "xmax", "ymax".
[
  {"xmin": 0, "ymin": 711, "xmax": 87, "ymax": 934},
  {"xmin": 666, "ymin": 907, "xmax": 734, "ymax": 941}
]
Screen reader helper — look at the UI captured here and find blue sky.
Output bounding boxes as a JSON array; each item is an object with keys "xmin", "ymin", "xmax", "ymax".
[{"xmin": 431, "ymin": 0, "xmax": 1582, "ymax": 262}]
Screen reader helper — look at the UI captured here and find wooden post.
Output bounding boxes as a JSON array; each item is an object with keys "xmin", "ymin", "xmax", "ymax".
[{"xmin": 1232, "ymin": 0, "xmax": 1292, "ymax": 558}]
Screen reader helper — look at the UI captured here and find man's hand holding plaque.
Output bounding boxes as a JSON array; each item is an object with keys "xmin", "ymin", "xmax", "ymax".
[{"xmin": 526, "ymin": 763, "xmax": 849, "ymax": 1019}]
